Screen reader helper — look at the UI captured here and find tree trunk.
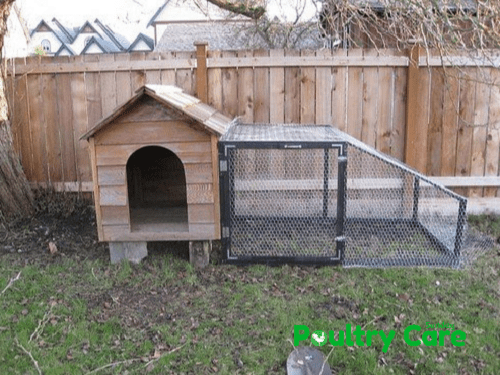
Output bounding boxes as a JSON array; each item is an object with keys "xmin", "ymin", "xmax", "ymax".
[{"xmin": 0, "ymin": 0, "xmax": 33, "ymax": 220}]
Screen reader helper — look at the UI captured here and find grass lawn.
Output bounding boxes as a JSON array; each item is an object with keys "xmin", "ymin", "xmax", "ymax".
[{"xmin": 0, "ymin": 199, "xmax": 499, "ymax": 374}]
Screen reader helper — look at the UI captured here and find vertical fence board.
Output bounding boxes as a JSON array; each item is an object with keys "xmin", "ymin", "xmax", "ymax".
[
  {"xmin": 160, "ymin": 52, "xmax": 176, "ymax": 86},
  {"xmin": 145, "ymin": 52, "xmax": 161, "ymax": 84},
  {"xmin": 427, "ymin": 68, "xmax": 445, "ymax": 176},
  {"xmin": 284, "ymin": 49, "xmax": 300, "ymax": 123},
  {"xmin": 362, "ymin": 50, "xmax": 378, "ymax": 147},
  {"xmin": 392, "ymin": 66, "xmax": 406, "ymax": 161},
  {"xmin": 41, "ymin": 69, "xmax": 63, "ymax": 182},
  {"xmin": 130, "ymin": 52, "xmax": 146, "ymax": 92},
  {"xmin": 26, "ymin": 66, "xmax": 48, "ymax": 182},
  {"xmin": 315, "ymin": 49, "xmax": 332, "ymax": 125},
  {"xmin": 485, "ymin": 69, "xmax": 500, "ymax": 197},
  {"xmin": 253, "ymin": 49, "xmax": 270, "ymax": 123},
  {"xmin": 57, "ymin": 67, "xmax": 77, "ymax": 182},
  {"xmin": 441, "ymin": 71, "xmax": 460, "ymax": 176},
  {"xmin": 71, "ymin": 71, "xmax": 91, "ymax": 183},
  {"xmin": 13, "ymin": 62, "xmax": 34, "ymax": 180},
  {"xmin": 269, "ymin": 49, "xmax": 285, "ymax": 123},
  {"xmin": 300, "ymin": 50, "xmax": 315, "ymax": 124},
  {"xmin": 376, "ymin": 67, "xmax": 392, "ymax": 155},
  {"xmin": 237, "ymin": 50, "xmax": 254, "ymax": 122},
  {"xmin": 455, "ymin": 68, "xmax": 476, "ymax": 196},
  {"xmin": 332, "ymin": 50, "xmax": 347, "ymax": 132},
  {"xmin": 175, "ymin": 51, "xmax": 195, "ymax": 95},
  {"xmin": 115, "ymin": 53, "xmax": 132, "ymax": 106},
  {"xmin": 207, "ymin": 50, "xmax": 223, "ymax": 112},
  {"xmin": 100, "ymin": 54, "xmax": 117, "ymax": 119},
  {"xmin": 221, "ymin": 50, "xmax": 238, "ymax": 118},
  {"xmin": 346, "ymin": 49, "xmax": 363, "ymax": 140},
  {"xmin": 470, "ymin": 68, "xmax": 491, "ymax": 197}
]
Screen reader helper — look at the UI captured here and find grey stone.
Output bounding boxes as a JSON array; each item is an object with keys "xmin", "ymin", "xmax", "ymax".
[
  {"xmin": 287, "ymin": 346, "xmax": 332, "ymax": 375},
  {"xmin": 189, "ymin": 240, "xmax": 211, "ymax": 269},
  {"xmin": 109, "ymin": 242, "xmax": 148, "ymax": 264}
]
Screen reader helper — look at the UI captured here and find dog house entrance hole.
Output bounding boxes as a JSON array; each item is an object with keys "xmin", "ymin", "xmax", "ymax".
[{"xmin": 127, "ymin": 146, "xmax": 188, "ymax": 232}]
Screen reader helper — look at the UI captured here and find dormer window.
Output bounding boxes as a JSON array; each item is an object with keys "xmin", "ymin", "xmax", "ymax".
[
  {"xmin": 41, "ymin": 39, "xmax": 51, "ymax": 53},
  {"xmin": 84, "ymin": 36, "xmax": 92, "ymax": 46}
]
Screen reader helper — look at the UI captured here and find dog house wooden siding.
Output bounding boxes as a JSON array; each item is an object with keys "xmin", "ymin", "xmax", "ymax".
[{"xmin": 82, "ymin": 85, "xmax": 231, "ymax": 242}]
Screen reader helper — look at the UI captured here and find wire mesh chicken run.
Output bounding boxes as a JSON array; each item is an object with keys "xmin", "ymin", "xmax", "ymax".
[{"xmin": 218, "ymin": 123, "xmax": 479, "ymax": 268}]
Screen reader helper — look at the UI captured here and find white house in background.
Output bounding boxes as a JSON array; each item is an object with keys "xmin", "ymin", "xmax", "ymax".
[
  {"xmin": 128, "ymin": 33, "xmax": 155, "ymax": 52},
  {"xmin": 26, "ymin": 18, "xmax": 151, "ymax": 56},
  {"xmin": 148, "ymin": 0, "xmax": 324, "ymax": 51},
  {"xmin": 148, "ymin": 0, "xmax": 265, "ymax": 51}
]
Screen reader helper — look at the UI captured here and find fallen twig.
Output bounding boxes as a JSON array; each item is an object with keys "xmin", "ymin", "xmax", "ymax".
[
  {"xmin": 143, "ymin": 343, "xmax": 186, "ymax": 368},
  {"xmin": 29, "ymin": 308, "xmax": 53, "ymax": 343},
  {"xmin": 0, "ymin": 271, "xmax": 21, "ymax": 297},
  {"xmin": 15, "ymin": 338, "xmax": 42, "ymax": 375},
  {"xmin": 85, "ymin": 358, "xmax": 142, "ymax": 375}
]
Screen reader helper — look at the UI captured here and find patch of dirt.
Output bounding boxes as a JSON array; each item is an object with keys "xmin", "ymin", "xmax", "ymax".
[{"xmin": 0, "ymin": 192, "xmax": 107, "ymax": 265}]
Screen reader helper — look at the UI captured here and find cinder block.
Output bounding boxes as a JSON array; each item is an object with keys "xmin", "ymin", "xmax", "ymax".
[
  {"xmin": 109, "ymin": 242, "xmax": 148, "ymax": 264},
  {"xmin": 189, "ymin": 240, "xmax": 211, "ymax": 269}
]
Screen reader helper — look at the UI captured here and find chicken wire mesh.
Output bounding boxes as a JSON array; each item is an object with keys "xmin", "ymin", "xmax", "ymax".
[{"xmin": 219, "ymin": 123, "xmax": 494, "ymax": 268}]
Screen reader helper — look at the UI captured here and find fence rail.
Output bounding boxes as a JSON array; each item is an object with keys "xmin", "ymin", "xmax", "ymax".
[{"xmin": 6, "ymin": 48, "xmax": 500, "ymax": 200}]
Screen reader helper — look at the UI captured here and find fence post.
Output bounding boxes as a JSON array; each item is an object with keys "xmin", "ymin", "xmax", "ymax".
[
  {"xmin": 194, "ymin": 41, "xmax": 208, "ymax": 103},
  {"xmin": 405, "ymin": 44, "xmax": 429, "ymax": 173}
]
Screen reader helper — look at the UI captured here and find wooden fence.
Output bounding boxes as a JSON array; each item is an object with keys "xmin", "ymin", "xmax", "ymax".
[{"xmin": 5, "ymin": 48, "xmax": 500, "ymax": 198}]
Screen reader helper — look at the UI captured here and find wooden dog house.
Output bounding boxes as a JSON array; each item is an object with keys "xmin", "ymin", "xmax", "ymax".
[{"xmin": 82, "ymin": 85, "xmax": 231, "ymax": 263}]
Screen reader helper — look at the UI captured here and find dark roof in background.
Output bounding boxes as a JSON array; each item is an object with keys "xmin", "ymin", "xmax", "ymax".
[{"xmin": 128, "ymin": 32, "xmax": 154, "ymax": 51}]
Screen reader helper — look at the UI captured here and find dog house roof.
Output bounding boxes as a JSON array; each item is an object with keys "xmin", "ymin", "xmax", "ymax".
[{"xmin": 81, "ymin": 84, "xmax": 232, "ymax": 140}]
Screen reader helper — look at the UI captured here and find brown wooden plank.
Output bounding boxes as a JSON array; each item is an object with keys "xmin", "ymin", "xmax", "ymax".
[
  {"xmin": 101, "ymin": 206, "xmax": 129, "ymax": 226},
  {"xmin": 207, "ymin": 50, "xmax": 223, "ymax": 112},
  {"xmin": 485, "ymin": 68, "xmax": 500, "ymax": 197},
  {"xmin": 455, "ymin": 68, "xmax": 476, "ymax": 196},
  {"xmin": 269, "ymin": 49, "xmax": 285, "ymax": 123},
  {"xmin": 94, "ymin": 121, "xmax": 211, "ymax": 145},
  {"xmin": 392, "ymin": 66, "xmax": 407, "ymax": 160},
  {"xmin": 441, "ymin": 71, "xmax": 460, "ymax": 176},
  {"xmin": 13, "ymin": 67, "xmax": 34, "ymax": 180},
  {"xmin": 97, "ymin": 165, "xmax": 126, "ymax": 186},
  {"xmin": 361, "ymin": 50, "xmax": 379, "ymax": 147},
  {"xmin": 376, "ymin": 66, "xmax": 392, "ymax": 155},
  {"xmin": 56, "ymin": 68, "xmax": 77, "ymax": 182},
  {"xmin": 470, "ymin": 68, "xmax": 491, "ymax": 197},
  {"xmin": 99, "ymin": 54, "xmax": 117, "ymax": 119},
  {"xmin": 89, "ymin": 138, "xmax": 103, "ymax": 240},
  {"xmin": 26, "ymin": 71, "xmax": 48, "ymax": 182},
  {"xmin": 130, "ymin": 52, "xmax": 146, "ymax": 92},
  {"xmin": 426, "ymin": 68, "xmax": 445, "ymax": 176},
  {"xmin": 72, "ymin": 70, "xmax": 92, "ymax": 183},
  {"xmin": 145, "ymin": 52, "xmax": 161, "ymax": 84},
  {"xmin": 405, "ymin": 45, "xmax": 431, "ymax": 173},
  {"xmin": 332, "ymin": 49, "xmax": 347, "ymax": 132},
  {"xmin": 186, "ymin": 183, "xmax": 214, "ymax": 204},
  {"xmin": 253, "ymin": 49, "xmax": 270, "ymax": 123},
  {"xmin": 185, "ymin": 163, "xmax": 213, "ymax": 184},
  {"xmin": 237, "ymin": 50, "xmax": 254, "ymax": 122},
  {"xmin": 300, "ymin": 50, "xmax": 316, "ymax": 124},
  {"xmin": 95, "ymin": 142, "xmax": 212, "ymax": 166},
  {"xmin": 102, "ymin": 224, "xmax": 218, "ymax": 241},
  {"xmin": 100, "ymin": 185, "xmax": 127, "ymax": 206},
  {"xmin": 346, "ymin": 49, "xmax": 363, "ymax": 140},
  {"xmin": 284, "ymin": 49, "xmax": 300, "ymax": 123},
  {"xmin": 211, "ymin": 134, "xmax": 221, "ymax": 238},
  {"xmin": 160, "ymin": 52, "xmax": 176, "ymax": 85},
  {"xmin": 315, "ymin": 49, "xmax": 332, "ymax": 125},
  {"xmin": 188, "ymin": 204, "xmax": 215, "ymax": 224},
  {"xmin": 221, "ymin": 50, "xmax": 238, "ymax": 118},
  {"xmin": 175, "ymin": 51, "xmax": 195, "ymax": 95},
  {"xmin": 41, "ymin": 71, "xmax": 63, "ymax": 182},
  {"xmin": 115, "ymin": 53, "xmax": 132, "ymax": 106}
]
